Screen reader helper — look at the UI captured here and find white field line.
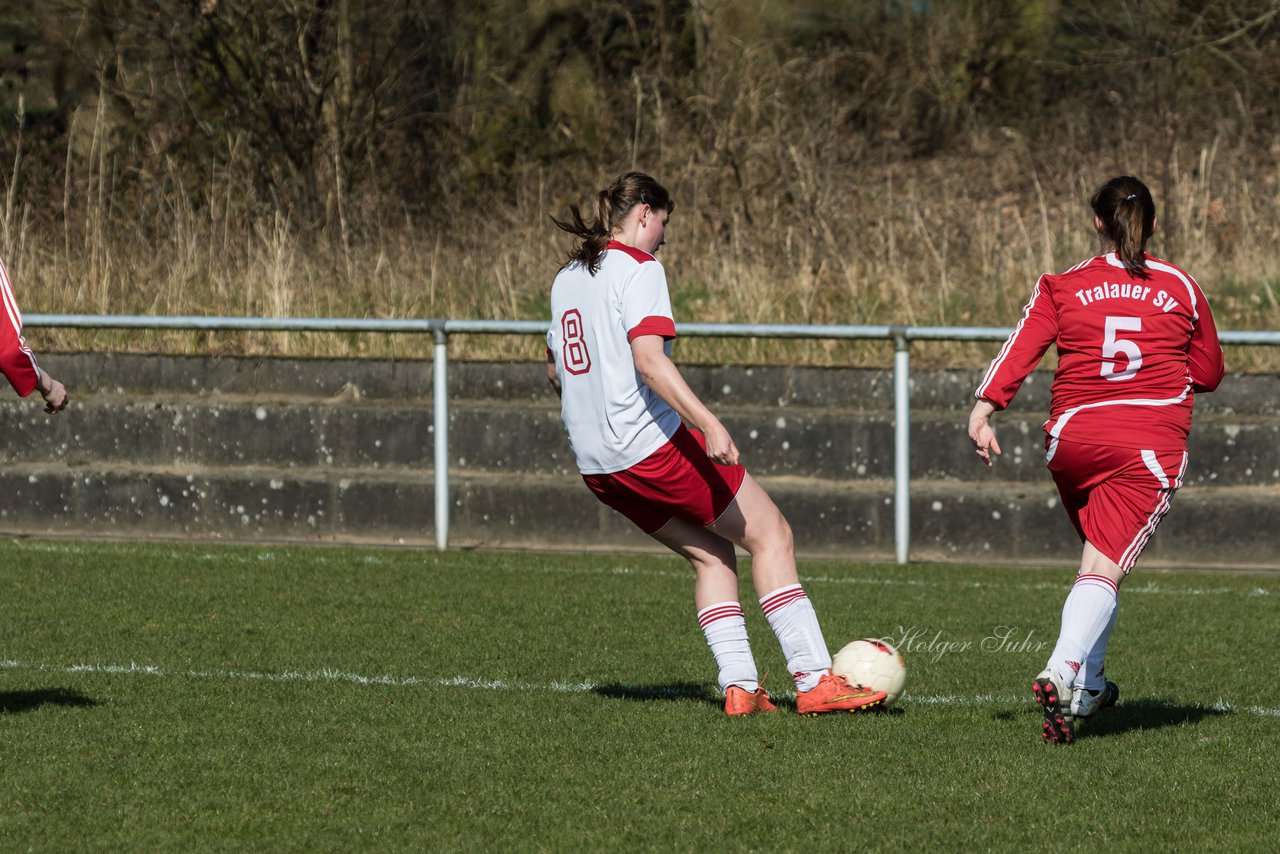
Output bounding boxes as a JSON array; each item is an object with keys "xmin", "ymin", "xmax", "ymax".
[
  {"xmin": 12, "ymin": 543, "xmax": 1278, "ymax": 598},
  {"xmin": 433, "ymin": 561, "xmax": 1278, "ymax": 599},
  {"xmin": 2, "ymin": 657, "xmax": 1278, "ymax": 719}
]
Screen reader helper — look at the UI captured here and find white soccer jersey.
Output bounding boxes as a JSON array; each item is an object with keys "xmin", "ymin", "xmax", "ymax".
[{"xmin": 547, "ymin": 240, "xmax": 682, "ymax": 474}]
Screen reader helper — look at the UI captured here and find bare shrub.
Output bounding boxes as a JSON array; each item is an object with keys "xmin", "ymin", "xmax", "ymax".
[{"xmin": 0, "ymin": 1, "xmax": 1275, "ymax": 366}]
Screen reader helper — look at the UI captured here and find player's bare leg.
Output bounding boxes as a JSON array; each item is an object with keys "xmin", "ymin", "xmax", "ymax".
[
  {"xmin": 1078, "ymin": 541, "xmax": 1125, "ymax": 586},
  {"xmin": 650, "ymin": 516, "xmax": 741, "ymax": 610},
  {"xmin": 651, "ymin": 517, "xmax": 774, "ymax": 714},
  {"xmin": 706, "ymin": 472, "xmax": 796, "ymax": 595},
  {"xmin": 706, "ymin": 474, "xmax": 884, "ymax": 713}
]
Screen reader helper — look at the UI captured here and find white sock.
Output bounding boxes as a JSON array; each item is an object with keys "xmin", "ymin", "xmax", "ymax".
[
  {"xmin": 759, "ymin": 584, "xmax": 831, "ymax": 692},
  {"xmin": 1079, "ymin": 606, "xmax": 1118, "ymax": 692},
  {"xmin": 1047, "ymin": 574, "xmax": 1119, "ymax": 690},
  {"xmin": 697, "ymin": 602, "xmax": 758, "ymax": 693}
]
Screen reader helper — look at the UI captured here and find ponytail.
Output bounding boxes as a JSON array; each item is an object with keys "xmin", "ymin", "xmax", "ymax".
[
  {"xmin": 552, "ymin": 172, "xmax": 673, "ymax": 275},
  {"xmin": 550, "ymin": 203, "xmax": 612, "ymax": 276},
  {"xmin": 1090, "ymin": 176, "xmax": 1156, "ymax": 278}
]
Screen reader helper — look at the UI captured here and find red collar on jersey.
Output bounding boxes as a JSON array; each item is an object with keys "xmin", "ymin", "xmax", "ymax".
[{"xmin": 606, "ymin": 240, "xmax": 656, "ymax": 264}]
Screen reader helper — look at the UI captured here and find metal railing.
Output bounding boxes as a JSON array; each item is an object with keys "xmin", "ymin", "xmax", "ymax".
[{"xmin": 27, "ymin": 314, "xmax": 1280, "ymax": 563}]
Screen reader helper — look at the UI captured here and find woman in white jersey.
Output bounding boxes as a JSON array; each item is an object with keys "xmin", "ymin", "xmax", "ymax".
[{"xmin": 547, "ymin": 172, "xmax": 884, "ymax": 716}]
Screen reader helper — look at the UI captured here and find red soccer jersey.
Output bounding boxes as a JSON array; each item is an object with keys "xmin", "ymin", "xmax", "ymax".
[
  {"xmin": 0, "ymin": 255, "xmax": 40, "ymax": 397},
  {"xmin": 977, "ymin": 252, "xmax": 1224, "ymax": 450}
]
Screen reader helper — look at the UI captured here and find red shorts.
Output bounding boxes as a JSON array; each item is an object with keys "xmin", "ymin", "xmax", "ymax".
[
  {"xmin": 582, "ymin": 425, "xmax": 747, "ymax": 534},
  {"xmin": 1046, "ymin": 438, "xmax": 1188, "ymax": 573}
]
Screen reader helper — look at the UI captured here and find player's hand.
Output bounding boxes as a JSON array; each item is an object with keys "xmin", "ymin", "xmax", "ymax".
[
  {"xmin": 702, "ymin": 421, "xmax": 740, "ymax": 467},
  {"xmin": 968, "ymin": 400, "xmax": 1001, "ymax": 467},
  {"xmin": 970, "ymin": 421, "xmax": 1001, "ymax": 466},
  {"xmin": 39, "ymin": 374, "xmax": 69, "ymax": 414}
]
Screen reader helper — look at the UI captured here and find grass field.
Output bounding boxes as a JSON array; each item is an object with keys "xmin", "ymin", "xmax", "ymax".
[{"xmin": 0, "ymin": 539, "xmax": 1276, "ymax": 850}]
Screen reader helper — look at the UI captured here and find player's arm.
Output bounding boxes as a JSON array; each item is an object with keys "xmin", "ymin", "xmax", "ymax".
[
  {"xmin": 0, "ymin": 300, "xmax": 39, "ymax": 399},
  {"xmin": 970, "ymin": 276, "xmax": 1057, "ymax": 466},
  {"xmin": 974, "ymin": 275, "xmax": 1059, "ymax": 409},
  {"xmin": 545, "ymin": 347, "xmax": 561, "ymax": 397},
  {"xmin": 1187, "ymin": 283, "xmax": 1224, "ymax": 393},
  {"xmin": 630, "ymin": 335, "xmax": 739, "ymax": 466},
  {"xmin": 0, "ymin": 290, "xmax": 65, "ymax": 415}
]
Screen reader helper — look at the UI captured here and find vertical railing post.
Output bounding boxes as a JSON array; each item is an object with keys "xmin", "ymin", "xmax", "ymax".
[
  {"xmin": 432, "ymin": 322, "xmax": 449, "ymax": 550},
  {"xmin": 892, "ymin": 328, "xmax": 911, "ymax": 565}
]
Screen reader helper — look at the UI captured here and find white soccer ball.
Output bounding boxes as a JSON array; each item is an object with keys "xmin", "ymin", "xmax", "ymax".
[{"xmin": 832, "ymin": 638, "xmax": 907, "ymax": 707}]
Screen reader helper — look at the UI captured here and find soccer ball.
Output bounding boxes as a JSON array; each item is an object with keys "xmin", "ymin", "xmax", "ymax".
[{"xmin": 832, "ymin": 638, "xmax": 907, "ymax": 707}]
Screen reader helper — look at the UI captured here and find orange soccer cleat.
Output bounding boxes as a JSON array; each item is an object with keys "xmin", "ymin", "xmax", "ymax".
[
  {"xmin": 724, "ymin": 685, "xmax": 779, "ymax": 716},
  {"xmin": 796, "ymin": 672, "xmax": 887, "ymax": 716}
]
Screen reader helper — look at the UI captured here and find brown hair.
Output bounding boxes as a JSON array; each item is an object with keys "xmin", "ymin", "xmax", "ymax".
[
  {"xmin": 1090, "ymin": 175, "xmax": 1156, "ymax": 278},
  {"xmin": 552, "ymin": 172, "xmax": 673, "ymax": 275}
]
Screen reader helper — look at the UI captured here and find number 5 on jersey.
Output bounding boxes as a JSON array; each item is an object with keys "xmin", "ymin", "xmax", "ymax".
[
  {"xmin": 1101, "ymin": 316, "xmax": 1142, "ymax": 381},
  {"xmin": 561, "ymin": 309, "xmax": 592, "ymax": 375}
]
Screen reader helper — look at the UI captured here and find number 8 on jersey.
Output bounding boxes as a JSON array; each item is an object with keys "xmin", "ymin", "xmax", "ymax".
[{"xmin": 561, "ymin": 309, "xmax": 592, "ymax": 375}]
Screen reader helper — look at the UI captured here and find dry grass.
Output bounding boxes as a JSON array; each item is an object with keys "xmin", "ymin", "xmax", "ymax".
[{"xmin": 2, "ymin": 36, "xmax": 1278, "ymax": 372}]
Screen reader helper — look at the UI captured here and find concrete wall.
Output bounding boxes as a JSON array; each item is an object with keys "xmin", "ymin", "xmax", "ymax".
[{"xmin": 1, "ymin": 352, "xmax": 1275, "ymax": 569}]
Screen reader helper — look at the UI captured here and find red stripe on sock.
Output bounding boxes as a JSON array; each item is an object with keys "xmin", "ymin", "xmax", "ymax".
[
  {"xmin": 697, "ymin": 604, "xmax": 744, "ymax": 628},
  {"xmin": 759, "ymin": 586, "xmax": 807, "ymax": 616},
  {"xmin": 1075, "ymin": 574, "xmax": 1119, "ymax": 597}
]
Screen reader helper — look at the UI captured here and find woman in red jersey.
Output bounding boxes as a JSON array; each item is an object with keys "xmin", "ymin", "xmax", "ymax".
[
  {"xmin": 968, "ymin": 175, "xmax": 1223, "ymax": 744},
  {"xmin": 0, "ymin": 255, "xmax": 67, "ymax": 413},
  {"xmin": 547, "ymin": 172, "xmax": 884, "ymax": 716}
]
